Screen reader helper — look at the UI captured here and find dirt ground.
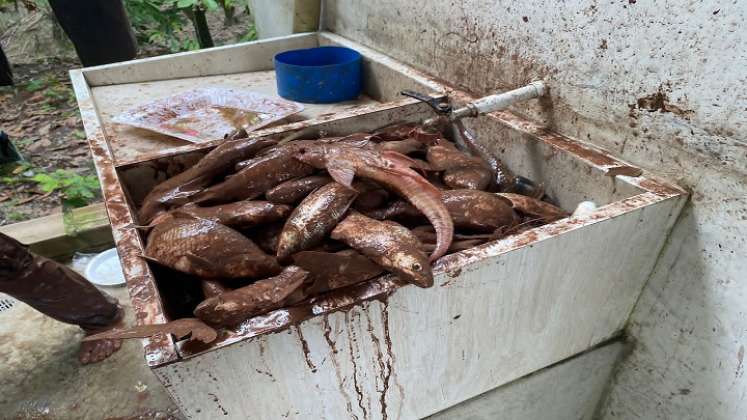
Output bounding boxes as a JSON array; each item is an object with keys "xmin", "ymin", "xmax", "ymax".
[{"xmin": 0, "ymin": 6, "xmax": 253, "ymax": 226}]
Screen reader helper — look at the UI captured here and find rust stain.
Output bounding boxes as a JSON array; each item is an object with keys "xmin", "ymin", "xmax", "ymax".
[
  {"xmin": 296, "ymin": 326, "xmax": 317, "ymax": 372},
  {"xmin": 323, "ymin": 315, "xmax": 359, "ymax": 420},
  {"xmin": 637, "ymin": 178, "xmax": 687, "ymax": 197},
  {"xmin": 345, "ymin": 311, "xmax": 369, "ymax": 420},
  {"xmin": 364, "ymin": 305, "xmax": 388, "ymax": 404},
  {"xmin": 632, "ymin": 88, "xmax": 694, "ymax": 119},
  {"xmin": 380, "ymin": 300, "xmax": 405, "ymax": 419}
]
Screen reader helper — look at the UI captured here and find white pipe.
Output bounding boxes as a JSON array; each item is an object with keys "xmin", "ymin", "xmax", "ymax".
[{"xmin": 451, "ymin": 81, "xmax": 547, "ymax": 120}]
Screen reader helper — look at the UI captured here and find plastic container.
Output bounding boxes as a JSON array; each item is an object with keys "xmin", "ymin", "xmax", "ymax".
[{"xmin": 274, "ymin": 46, "xmax": 362, "ymax": 103}]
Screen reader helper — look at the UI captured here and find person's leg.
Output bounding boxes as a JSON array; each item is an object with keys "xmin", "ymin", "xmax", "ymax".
[
  {"xmin": 0, "ymin": 232, "xmax": 124, "ymax": 364},
  {"xmin": 0, "ymin": 41, "xmax": 12, "ymax": 86}
]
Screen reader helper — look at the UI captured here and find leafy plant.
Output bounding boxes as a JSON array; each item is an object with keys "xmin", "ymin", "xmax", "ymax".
[
  {"xmin": 125, "ymin": 0, "xmax": 190, "ymax": 52},
  {"xmin": 32, "ymin": 169, "xmax": 100, "ymax": 207},
  {"xmin": 239, "ymin": 22, "xmax": 257, "ymax": 42}
]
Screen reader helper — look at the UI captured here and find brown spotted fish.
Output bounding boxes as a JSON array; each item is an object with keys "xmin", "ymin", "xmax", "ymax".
[
  {"xmin": 427, "ymin": 138, "xmax": 492, "ymax": 190},
  {"xmin": 191, "ymin": 141, "xmax": 315, "ymax": 205},
  {"xmin": 145, "ymin": 217, "xmax": 280, "ymax": 279},
  {"xmin": 331, "ymin": 212, "xmax": 432, "ymax": 288},
  {"xmin": 151, "ymin": 200, "xmax": 291, "ymax": 228},
  {"xmin": 194, "ymin": 266, "xmax": 308, "ymax": 327},
  {"xmin": 454, "ymin": 120, "xmax": 516, "ymax": 191},
  {"xmin": 496, "ymin": 193, "xmax": 568, "ymax": 222},
  {"xmin": 367, "ymin": 189, "xmax": 516, "ymax": 232},
  {"xmin": 443, "ymin": 189, "xmax": 517, "ymax": 231},
  {"xmin": 265, "ymin": 175, "xmax": 332, "ymax": 204},
  {"xmin": 292, "ymin": 249, "xmax": 384, "ymax": 294},
  {"xmin": 138, "ymin": 137, "xmax": 278, "ymax": 223},
  {"xmin": 276, "ymin": 182, "xmax": 358, "ymax": 261},
  {"xmin": 294, "ymin": 143, "xmax": 453, "ymax": 261}
]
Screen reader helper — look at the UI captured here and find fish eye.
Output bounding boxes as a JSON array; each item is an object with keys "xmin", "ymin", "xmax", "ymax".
[
  {"xmin": 412, "ymin": 262, "xmax": 422, "ymax": 271},
  {"xmin": 298, "ymin": 148, "xmax": 307, "ymax": 155}
]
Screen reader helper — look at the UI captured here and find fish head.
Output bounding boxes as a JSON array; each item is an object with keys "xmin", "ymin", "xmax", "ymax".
[
  {"xmin": 293, "ymin": 143, "xmax": 328, "ymax": 169},
  {"xmin": 392, "ymin": 250, "xmax": 433, "ymax": 288}
]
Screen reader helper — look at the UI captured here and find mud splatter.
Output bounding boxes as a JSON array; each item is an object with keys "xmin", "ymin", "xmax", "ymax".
[
  {"xmin": 380, "ymin": 300, "xmax": 405, "ymax": 420},
  {"xmin": 323, "ymin": 315, "xmax": 359, "ymax": 420},
  {"xmin": 296, "ymin": 326, "xmax": 317, "ymax": 372},
  {"xmin": 345, "ymin": 310, "xmax": 369, "ymax": 420}
]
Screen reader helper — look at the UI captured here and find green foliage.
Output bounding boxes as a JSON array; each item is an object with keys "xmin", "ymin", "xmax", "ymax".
[
  {"xmin": 239, "ymin": 22, "xmax": 257, "ymax": 42},
  {"xmin": 31, "ymin": 169, "xmax": 100, "ymax": 207},
  {"xmin": 172, "ymin": 0, "xmax": 219, "ymax": 10},
  {"xmin": 24, "ymin": 78, "xmax": 48, "ymax": 92},
  {"xmin": 124, "ymin": 0, "xmax": 255, "ymax": 52},
  {"xmin": 125, "ymin": 0, "xmax": 191, "ymax": 52}
]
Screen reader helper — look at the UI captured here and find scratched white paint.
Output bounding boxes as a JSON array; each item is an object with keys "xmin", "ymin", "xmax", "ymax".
[{"xmin": 324, "ymin": 1, "xmax": 747, "ymax": 418}]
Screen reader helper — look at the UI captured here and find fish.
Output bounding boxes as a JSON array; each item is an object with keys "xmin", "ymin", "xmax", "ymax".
[
  {"xmin": 442, "ymin": 167, "xmax": 492, "ymax": 190},
  {"xmin": 442, "ymin": 189, "xmax": 517, "ymax": 231},
  {"xmin": 194, "ymin": 266, "xmax": 308, "ymax": 327},
  {"xmin": 292, "ymin": 249, "xmax": 385, "ymax": 294},
  {"xmin": 82, "ymin": 318, "xmax": 218, "ymax": 344},
  {"xmin": 201, "ymin": 279, "xmax": 229, "ymax": 299},
  {"xmin": 150, "ymin": 200, "xmax": 291, "ymax": 228},
  {"xmin": 294, "ymin": 143, "xmax": 453, "ymax": 261},
  {"xmin": 351, "ymin": 180, "xmax": 389, "ymax": 210},
  {"xmin": 144, "ymin": 217, "xmax": 280, "ymax": 279},
  {"xmin": 372, "ymin": 122, "xmax": 417, "ymax": 141},
  {"xmin": 496, "ymin": 193, "xmax": 568, "ymax": 222},
  {"xmin": 252, "ymin": 222, "xmax": 284, "ymax": 254},
  {"xmin": 377, "ymin": 137, "xmax": 426, "ymax": 155},
  {"xmin": 286, "ymin": 249, "xmax": 384, "ymax": 304},
  {"xmin": 454, "ymin": 120, "xmax": 516, "ymax": 191},
  {"xmin": 426, "ymin": 138, "xmax": 492, "ymax": 190},
  {"xmin": 367, "ymin": 189, "xmax": 516, "ymax": 232},
  {"xmin": 138, "ymin": 137, "xmax": 278, "ymax": 223},
  {"xmin": 265, "ymin": 175, "xmax": 332, "ymax": 204},
  {"xmin": 276, "ymin": 182, "xmax": 358, "ymax": 261},
  {"xmin": 331, "ymin": 212, "xmax": 432, "ymax": 288},
  {"xmin": 191, "ymin": 141, "xmax": 315, "ymax": 205}
]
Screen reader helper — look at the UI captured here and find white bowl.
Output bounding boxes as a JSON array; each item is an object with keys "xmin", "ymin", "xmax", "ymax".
[{"xmin": 84, "ymin": 248, "xmax": 126, "ymax": 287}]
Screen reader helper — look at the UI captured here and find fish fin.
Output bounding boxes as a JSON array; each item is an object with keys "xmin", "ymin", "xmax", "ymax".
[
  {"xmin": 327, "ymin": 163, "xmax": 356, "ymax": 188},
  {"xmin": 185, "ymin": 252, "xmax": 215, "ymax": 271},
  {"xmin": 140, "ymin": 254, "xmax": 165, "ymax": 266}
]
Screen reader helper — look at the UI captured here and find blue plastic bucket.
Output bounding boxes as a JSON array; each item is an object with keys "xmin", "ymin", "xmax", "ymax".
[{"xmin": 274, "ymin": 46, "xmax": 362, "ymax": 104}]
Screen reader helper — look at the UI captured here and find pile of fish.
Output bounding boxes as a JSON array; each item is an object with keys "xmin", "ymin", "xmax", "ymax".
[{"xmin": 108, "ymin": 123, "xmax": 569, "ymax": 341}]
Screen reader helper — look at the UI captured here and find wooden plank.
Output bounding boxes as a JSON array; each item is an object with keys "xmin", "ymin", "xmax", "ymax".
[
  {"xmin": 154, "ymin": 193, "xmax": 685, "ymax": 420},
  {"xmin": 82, "ymin": 32, "xmax": 318, "ymax": 87},
  {"xmin": 0, "ymin": 203, "xmax": 112, "ymax": 259}
]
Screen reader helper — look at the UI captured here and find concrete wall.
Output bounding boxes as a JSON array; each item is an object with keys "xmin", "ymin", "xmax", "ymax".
[{"xmin": 324, "ymin": 1, "xmax": 747, "ymax": 419}]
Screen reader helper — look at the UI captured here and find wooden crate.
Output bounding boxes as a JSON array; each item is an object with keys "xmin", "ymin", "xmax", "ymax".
[{"xmin": 71, "ymin": 32, "xmax": 687, "ymax": 419}]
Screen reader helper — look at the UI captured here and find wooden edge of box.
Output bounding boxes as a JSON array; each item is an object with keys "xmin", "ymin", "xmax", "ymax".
[{"xmin": 0, "ymin": 203, "xmax": 112, "ymax": 260}]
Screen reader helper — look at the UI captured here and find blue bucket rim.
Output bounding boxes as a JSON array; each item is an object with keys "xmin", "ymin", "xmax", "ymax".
[{"xmin": 274, "ymin": 46, "xmax": 362, "ymax": 70}]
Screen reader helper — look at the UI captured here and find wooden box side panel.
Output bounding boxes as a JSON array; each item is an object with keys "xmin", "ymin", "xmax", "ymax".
[
  {"xmin": 154, "ymin": 195, "xmax": 682, "ymax": 420},
  {"xmin": 82, "ymin": 33, "xmax": 318, "ymax": 87}
]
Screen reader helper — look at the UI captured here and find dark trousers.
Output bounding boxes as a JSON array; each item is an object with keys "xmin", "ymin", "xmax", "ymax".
[{"xmin": 0, "ymin": 42, "xmax": 11, "ymax": 86}]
